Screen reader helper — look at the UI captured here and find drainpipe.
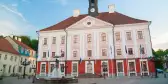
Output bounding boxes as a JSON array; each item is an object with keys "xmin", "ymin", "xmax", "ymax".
[{"xmin": 64, "ymin": 29, "xmax": 68, "ymax": 76}]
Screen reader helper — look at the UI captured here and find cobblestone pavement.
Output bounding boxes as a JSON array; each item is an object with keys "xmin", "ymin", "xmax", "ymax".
[{"xmin": 0, "ymin": 74, "xmax": 168, "ymax": 84}]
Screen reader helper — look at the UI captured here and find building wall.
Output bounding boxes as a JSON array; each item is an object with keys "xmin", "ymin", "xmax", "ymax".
[
  {"xmin": 37, "ymin": 16, "xmax": 153, "ymax": 77},
  {"xmin": 0, "ymin": 51, "xmax": 36, "ymax": 76}
]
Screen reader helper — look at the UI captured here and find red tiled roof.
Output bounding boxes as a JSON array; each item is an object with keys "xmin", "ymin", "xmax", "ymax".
[
  {"xmin": 0, "ymin": 38, "xmax": 19, "ymax": 55},
  {"xmin": 13, "ymin": 39, "xmax": 34, "ymax": 51},
  {"xmin": 40, "ymin": 12, "xmax": 148, "ymax": 31}
]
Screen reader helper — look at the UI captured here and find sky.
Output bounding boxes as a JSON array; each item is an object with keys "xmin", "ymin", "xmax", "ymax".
[{"xmin": 0, "ymin": 0, "xmax": 168, "ymax": 50}]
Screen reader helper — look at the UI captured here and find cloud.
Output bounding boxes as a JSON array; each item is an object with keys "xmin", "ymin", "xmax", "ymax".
[
  {"xmin": 152, "ymin": 32, "xmax": 168, "ymax": 50},
  {"xmin": 0, "ymin": 4, "xmax": 36, "ymax": 38},
  {"xmin": 0, "ymin": 4, "xmax": 26, "ymax": 22},
  {"xmin": 21, "ymin": 0, "xmax": 30, "ymax": 3},
  {"xmin": 50, "ymin": 0, "xmax": 68, "ymax": 6}
]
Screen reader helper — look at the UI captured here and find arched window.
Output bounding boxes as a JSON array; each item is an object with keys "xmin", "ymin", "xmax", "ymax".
[{"xmin": 101, "ymin": 33, "xmax": 106, "ymax": 41}]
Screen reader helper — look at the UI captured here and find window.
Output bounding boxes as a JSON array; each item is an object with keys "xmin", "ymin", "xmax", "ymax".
[
  {"xmin": 18, "ymin": 66, "xmax": 22, "ymax": 72},
  {"xmin": 141, "ymin": 61, "xmax": 148, "ymax": 71},
  {"xmin": 72, "ymin": 63, "xmax": 77, "ymax": 73},
  {"xmin": 10, "ymin": 56, "xmax": 13, "ymax": 61},
  {"xmin": 73, "ymin": 35, "xmax": 78, "ymax": 43},
  {"xmin": 137, "ymin": 31, "xmax": 143, "ymax": 39},
  {"xmin": 87, "ymin": 34, "xmax": 91, "ymax": 43},
  {"xmin": 52, "ymin": 37, "xmax": 56, "ymax": 44},
  {"xmin": 43, "ymin": 38, "xmax": 47, "ymax": 45},
  {"xmin": 61, "ymin": 36, "xmax": 65, "ymax": 44},
  {"xmin": 115, "ymin": 32, "xmax": 120, "ymax": 41},
  {"xmin": 117, "ymin": 49, "xmax": 121, "ymax": 55},
  {"xmin": 29, "ymin": 68, "xmax": 32, "ymax": 73},
  {"xmin": 21, "ymin": 57, "xmax": 23, "ymax": 62},
  {"xmin": 102, "ymin": 62, "xmax": 108, "ymax": 72},
  {"xmin": 41, "ymin": 64, "xmax": 46, "ymax": 73},
  {"xmin": 128, "ymin": 48, "xmax": 133, "ymax": 55},
  {"xmin": 8, "ymin": 65, "xmax": 11, "ymax": 73},
  {"xmin": 126, "ymin": 32, "xmax": 132, "ymax": 40},
  {"xmin": 43, "ymin": 52, "xmax": 47, "ymax": 58},
  {"xmin": 87, "ymin": 50, "xmax": 92, "ymax": 57},
  {"xmin": 102, "ymin": 49, "xmax": 107, "ymax": 56},
  {"xmin": 129, "ymin": 62, "xmax": 135, "ymax": 72},
  {"xmin": 4, "ymin": 55, "xmax": 7, "ymax": 60},
  {"xmin": 141, "ymin": 47, "xmax": 145, "ymax": 54},
  {"xmin": 0, "ymin": 54, "xmax": 1, "ymax": 60},
  {"xmin": 52, "ymin": 52, "xmax": 55, "ymax": 57},
  {"xmin": 61, "ymin": 50, "xmax": 65, "ymax": 57},
  {"xmin": 15, "ymin": 57, "xmax": 17, "ymax": 62},
  {"xmin": 60, "ymin": 64, "xmax": 64, "ymax": 72},
  {"xmin": 73, "ymin": 51, "xmax": 77, "ymax": 57},
  {"xmin": 50, "ymin": 64, "xmax": 54, "ymax": 72},
  {"xmin": 101, "ymin": 33, "xmax": 106, "ymax": 41},
  {"xmin": 117, "ymin": 62, "xmax": 123, "ymax": 72}
]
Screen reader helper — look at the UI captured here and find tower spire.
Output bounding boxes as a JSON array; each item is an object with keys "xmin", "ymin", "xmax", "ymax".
[{"xmin": 88, "ymin": 0, "xmax": 98, "ymax": 17}]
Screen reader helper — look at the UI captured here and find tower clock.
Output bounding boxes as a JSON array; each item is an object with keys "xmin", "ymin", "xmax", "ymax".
[{"xmin": 88, "ymin": 0, "xmax": 98, "ymax": 17}]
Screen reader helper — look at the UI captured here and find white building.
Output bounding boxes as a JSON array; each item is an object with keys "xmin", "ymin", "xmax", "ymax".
[
  {"xmin": 37, "ymin": 0, "xmax": 155, "ymax": 78},
  {"xmin": 0, "ymin": 36, "xmax": 36, "ymax": 76}
]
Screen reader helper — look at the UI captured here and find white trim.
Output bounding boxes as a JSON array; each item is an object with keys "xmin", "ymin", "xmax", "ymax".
[
  {"xmin": 40, "ymin": 62, "xmax": 46, "ymax": 76},
  {"xmin": 49, "ymin": 62, "xmax": 55, "ymax": 77},
  {"xmin": 59, "ymin": 61, "xmax": 65, "ymax": 76},
  {"xmin": 140, "ymin": 59, "xmax": 149, "ymax": 76},
  {"xmin": 128, "ymin": 60, "xmax": 137, "ymax": 76},
  {"xmin": 85, "ymin": 61, "xmax": 94, "ymax": 74},
  {"xmin": 116, "ymin": 60, "xmax": 124, "ymax": 76},
  {"xmin": 101, "ymin": 60, "xmax": 109, "ymax": 76},
  {"xmin": 71, "ymin": 61, "xmax": 78, "ymax": 77}
]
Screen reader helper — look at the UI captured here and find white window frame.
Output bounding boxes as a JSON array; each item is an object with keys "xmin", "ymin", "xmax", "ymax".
[
  {"xmin": 128, "ymin": 60, "xmax": 137, "ymax": 76},
  {"xmin": 140, "ymin": 59, "xmax": 149, "ymax": 76},
  {"xmin": 40, "ymin": 62, "xmax": 46, "ymax": 76},
  {"xmin": 85, "ymin": 61, "xmax": 94, "ymax": 74},
  {"xmin": 71, "ymin": 61, "xmax": 78, "ymax": 77},
  {"xmin": 101, "ymin": 48, "xmax": 107, "ymax": 56},
  {"xmin": 59, "ymin": 62, "xmax": 65, "ymax": 76},
  {"xmin": 49, "ymin": 62, "xmax": 55, "ymax": 76},
  {"xmin": 101, "ymin": 61, "xmax": 109, "ymax": 76},
  {"xmin": 126, "ymin": 32, "xmax": 132, "ymax": 40},
  {"xmin": 116, "ymin": 60, "xmax": 124, "ymax": 76}
]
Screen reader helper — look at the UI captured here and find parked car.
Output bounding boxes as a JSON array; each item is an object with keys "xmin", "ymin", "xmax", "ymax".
[{"xmin": 157, "ymin": 69, "xmax": 163, "ymax": 73}]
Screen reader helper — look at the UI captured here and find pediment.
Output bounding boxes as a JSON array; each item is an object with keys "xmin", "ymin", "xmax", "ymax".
[{"xmin": 67, "ymin": 16, "xmax": 113, "ymax": 30}]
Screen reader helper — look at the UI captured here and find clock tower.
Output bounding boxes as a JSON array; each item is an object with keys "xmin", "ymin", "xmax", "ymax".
[{"xmin": 88, "ymin": 0, "xmax": 98, "ymax": 17}]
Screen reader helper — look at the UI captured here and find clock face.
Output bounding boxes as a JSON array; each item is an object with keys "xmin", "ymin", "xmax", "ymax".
[{"xmin": 90, "ymin": 8, "xmax": 95, "ymax": 12}]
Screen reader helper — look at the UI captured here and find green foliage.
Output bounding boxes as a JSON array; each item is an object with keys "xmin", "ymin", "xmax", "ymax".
[
  {"xmin": 20, "ymin": 36, "xmax": 32, "ymax": 47},
  {"xmin": 31, "ymin": 39, "xmax": 38, "ymax": 51},
  {"xmin": 0, "ymin": 35, "xmax": 3, "ymax": 38},
  {"xmin": 153, "ymin": 49, "xmax": 168, "ymax": 69}
]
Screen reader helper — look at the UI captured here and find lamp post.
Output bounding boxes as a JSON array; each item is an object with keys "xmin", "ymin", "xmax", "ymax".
[{"xmin": 20, "ymin": 59, "xmax": 31, "ymax": 79}]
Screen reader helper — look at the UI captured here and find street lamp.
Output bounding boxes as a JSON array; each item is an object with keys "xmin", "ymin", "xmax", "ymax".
[{"xmin": 20, "ymin": 59, "xmax": 31, "ymax": 79}]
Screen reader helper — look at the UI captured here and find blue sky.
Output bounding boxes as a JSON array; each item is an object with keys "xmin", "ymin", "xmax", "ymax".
[{"xmin": 0, "ymin": 0, "xmax": 168, "ymax": 50}]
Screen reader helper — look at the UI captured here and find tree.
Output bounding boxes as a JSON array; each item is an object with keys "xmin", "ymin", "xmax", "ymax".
[
  {"xmin": 19, "ymin": 36, "xmax": 32, "ymax": 47},
  {"xmin": 31, "ymin": 39, "xmax": 38, "ymax": 51},
  {"xmin": 0, "ymin": 35, "xmax": 3, "ymax": 38}
]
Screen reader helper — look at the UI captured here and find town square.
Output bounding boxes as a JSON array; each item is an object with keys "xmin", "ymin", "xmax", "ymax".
[{"xmin": 0, "ymin": 0, "xmax": 168, "ymax": 84}]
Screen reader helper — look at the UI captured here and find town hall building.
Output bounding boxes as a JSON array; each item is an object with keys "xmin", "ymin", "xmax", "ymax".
[{"xmin": 36, "ymin": 0, "xmax": 155, "ymax": 78}]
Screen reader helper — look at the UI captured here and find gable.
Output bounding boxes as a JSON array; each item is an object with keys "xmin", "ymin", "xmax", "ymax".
[{"xmin": 67, "ymin": 16, "xmax": 113, "ymax": 30}]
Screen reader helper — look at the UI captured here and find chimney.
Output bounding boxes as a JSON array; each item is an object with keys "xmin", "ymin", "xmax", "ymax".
[
  {"xmin": 108, "ymin": 4, "xmax": 115, "ymax": 13},
  {"xmin": 73, "ymin": 9, "xmax": 80, "ymax": 17},
  {"xmin": 15, "ymin": 36, "xmax": 18, "ymax": 40},
  {"xmin": 18, "ymin": 38, "xmax": 22, "ymax": 42}
]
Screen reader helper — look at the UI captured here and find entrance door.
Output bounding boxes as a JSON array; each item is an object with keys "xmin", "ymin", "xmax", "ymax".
[
  {"xmin": 128, "ymin": 61, "xmax": 136, "ymax": 76},
  {"xmin": 87, "ymin": 62, "xmax": 93, "ymax": 73},
  {"xmin": 60, "ymin": 63, "xmax": 65, "ymax": 76},
  {"xmin": 117, "ymin": 61, "xmax": 124, "ymax": 76},
  {"xmin": 140, "ymin": 60, "xmax": 149, "ymax": 76},
  {"xmin": 72, "ymin": 62, "xmax": 78, "ymax": 76},
  {"xmin": 102, "ymin": 61, "xmax": 108, "ymax": 76}
]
